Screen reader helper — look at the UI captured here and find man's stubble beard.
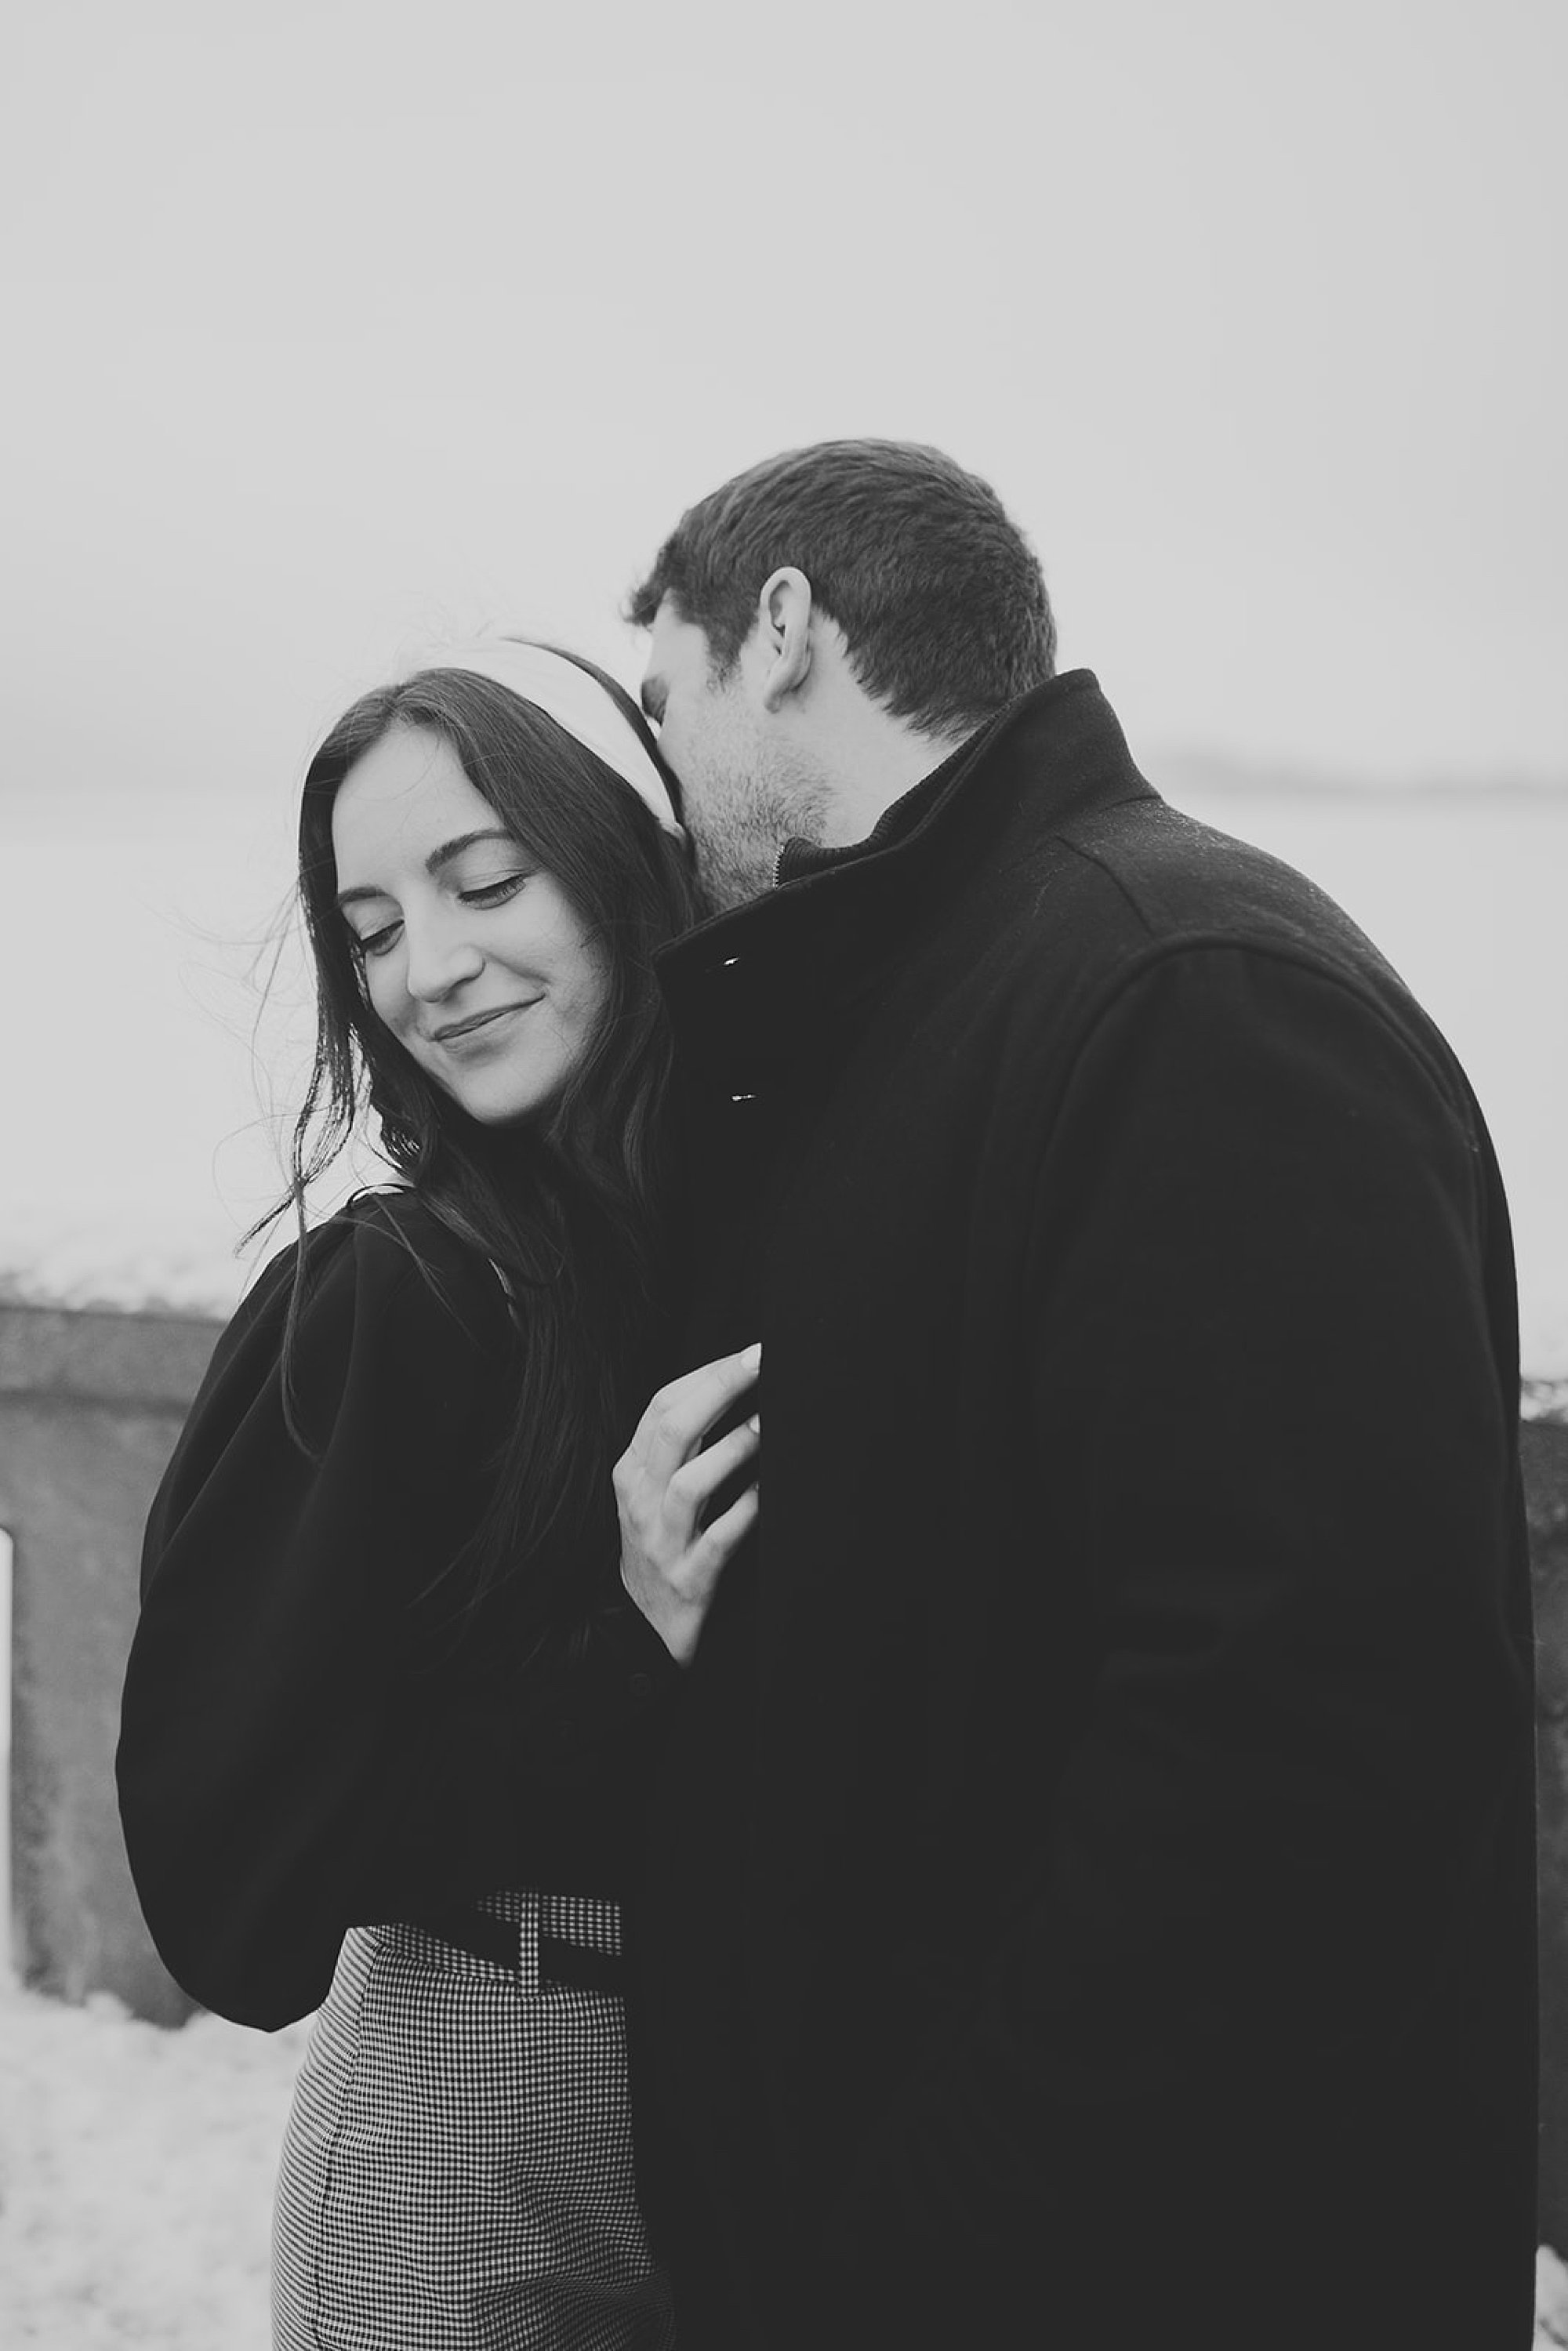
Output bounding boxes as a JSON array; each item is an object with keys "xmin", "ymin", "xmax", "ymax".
[{"xmin": 683, "ymin": 749, "xmax": 834, "ymax": 914}]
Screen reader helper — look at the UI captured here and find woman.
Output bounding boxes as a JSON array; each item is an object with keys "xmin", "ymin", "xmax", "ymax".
[{"xmin": 117, "ymin": 640, "xmax": 758, "ymax": 2349}]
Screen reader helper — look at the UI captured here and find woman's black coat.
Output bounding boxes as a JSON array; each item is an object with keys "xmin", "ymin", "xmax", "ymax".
[{"xmin": 118, "ymin": 1192, "xmax": 675, "ymax": 2028}]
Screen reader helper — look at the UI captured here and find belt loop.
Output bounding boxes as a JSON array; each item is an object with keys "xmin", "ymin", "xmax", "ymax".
[{"xmin": 515, "ymin": 1886, "xmax": 541, "ymax": 1999}]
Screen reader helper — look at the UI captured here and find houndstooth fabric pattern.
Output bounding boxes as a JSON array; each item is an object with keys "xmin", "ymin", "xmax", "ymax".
[{"xmin": 272, "ymin": 1889, "xmax": 675, "ymax": 2349}]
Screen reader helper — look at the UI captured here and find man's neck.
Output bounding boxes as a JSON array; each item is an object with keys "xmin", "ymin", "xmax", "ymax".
[
  {"xmin": 776, "ymin": 727, "xmax": 981, "ymax": 887},
  {"xmin": 816, "ymin": 718, "xmax": 975, "ymax": 849}
]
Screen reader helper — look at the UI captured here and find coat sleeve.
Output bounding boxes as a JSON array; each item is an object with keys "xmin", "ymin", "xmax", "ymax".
[
  {"xmin": 117, "ymin": 1202, "xmax": 677, "ymax": 2029},
  {"xmin": 822, "ymin": 941, "xmax": 1535, "ymax": 2327}
]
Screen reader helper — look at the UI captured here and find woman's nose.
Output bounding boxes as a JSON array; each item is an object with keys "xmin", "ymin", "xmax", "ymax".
[{"xmin": 403, "ymin": 922, "xmax": 485, "ymax": 1002}]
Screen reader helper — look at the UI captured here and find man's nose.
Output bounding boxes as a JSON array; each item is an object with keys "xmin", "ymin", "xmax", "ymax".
[{"xmin": 404, "ymin": 922, "xmax": 485, "ymax": 1002}]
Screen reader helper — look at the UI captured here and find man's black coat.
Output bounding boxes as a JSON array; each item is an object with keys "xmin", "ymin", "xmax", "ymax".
[{"xmin": 631, "ymin": 673, "xmax": 1537, "ymax": 2349}]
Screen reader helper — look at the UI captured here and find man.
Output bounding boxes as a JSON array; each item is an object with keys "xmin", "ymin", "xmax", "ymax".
[{"xmin": 620, "ymin": 441, "xmax": 1537, "ymax": 2347}]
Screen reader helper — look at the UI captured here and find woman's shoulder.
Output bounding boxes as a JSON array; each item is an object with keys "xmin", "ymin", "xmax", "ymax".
[
  {"xmin": 231, "ymin": 1190, "xmax": 515, "ymax": 1384},
  {"xmin": 156, "ymin": 1192, "xmax": 514, "ymax": 1524}
]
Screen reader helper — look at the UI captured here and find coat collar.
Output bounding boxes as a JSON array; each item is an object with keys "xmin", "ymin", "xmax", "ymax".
[{"xmin": 655, "ymin": 669, "xmax": 1156, "ymax": 1089}]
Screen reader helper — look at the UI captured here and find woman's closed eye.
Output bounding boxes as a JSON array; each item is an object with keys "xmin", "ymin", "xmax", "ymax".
[
  {"xmin": 351, "ymin": 917, "xmax": 402, "ymax": 960},
  {"xmin": 347, "ymin": 871, "xmax": 530, "ymax": 958},
  {"xmin": 458, "ymin": 873, "xmax": 532, "ymax": 909}
]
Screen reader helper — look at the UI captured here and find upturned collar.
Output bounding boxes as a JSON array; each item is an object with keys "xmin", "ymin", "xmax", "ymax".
[{"xmin": 655, "ymin": 671, "xmax": 1153, "ymax": 1095}]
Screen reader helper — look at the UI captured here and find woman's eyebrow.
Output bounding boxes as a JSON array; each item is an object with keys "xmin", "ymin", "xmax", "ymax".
[
  {"xmin": 335, "ymin": 829, "xmax": 518, "ymax": 910},
  {"xmin": 426, "ymin": 828, "xmax": 517, "ymax": 874}
]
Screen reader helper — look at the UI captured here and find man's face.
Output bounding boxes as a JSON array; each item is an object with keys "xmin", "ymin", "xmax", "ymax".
[{"xmin": 641, "ymin": 596, "xmax": 829, "ymax": 911}]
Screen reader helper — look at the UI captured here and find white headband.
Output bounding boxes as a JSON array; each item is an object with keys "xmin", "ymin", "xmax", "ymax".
[{"xmin": 407, "ymin": 638, "xmax": 684, "ymax": 837}]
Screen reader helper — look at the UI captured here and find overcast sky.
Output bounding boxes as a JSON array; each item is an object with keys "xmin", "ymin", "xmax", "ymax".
[
  {"xmin": 4, "ymin": 0, "xmax": 1563, "ymax": 816},
  {"xmin": 2, "ymin": 0, "xmax": 1564, "ymax": 1345}
]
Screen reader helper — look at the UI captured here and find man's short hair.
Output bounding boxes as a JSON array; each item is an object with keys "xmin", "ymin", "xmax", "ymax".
[{"xmin": 627, "ymin": 439, "xmax": 1057, "ymax": 740}]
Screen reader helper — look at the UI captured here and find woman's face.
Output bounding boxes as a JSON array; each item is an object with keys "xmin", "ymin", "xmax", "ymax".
[{"xmin": 332, "ymin": 723, "xmax": 611, "ymax": 1127}]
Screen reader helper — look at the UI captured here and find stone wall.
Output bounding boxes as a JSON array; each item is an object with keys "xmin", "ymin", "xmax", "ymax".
[{"xmin": 0, "ymin": 1301, "xmax": 221, "ymax": 2026}]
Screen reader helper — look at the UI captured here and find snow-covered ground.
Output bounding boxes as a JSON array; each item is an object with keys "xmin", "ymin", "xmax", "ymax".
[
  {"xmin": 1, "ymin": 1965, "xmax": 1565, "ymax": 2346},
  {"xmin": 0, "ymin": 1972, "xmax": 310, "ymax": 2347}
]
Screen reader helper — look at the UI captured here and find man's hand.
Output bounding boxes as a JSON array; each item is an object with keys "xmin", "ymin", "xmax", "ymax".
[{"xmin": 615, "ymin": 1343, "xmax": 761, "ymax": 1664}]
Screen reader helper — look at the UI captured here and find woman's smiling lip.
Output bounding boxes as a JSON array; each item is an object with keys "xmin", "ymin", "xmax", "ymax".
[{"xmin": 427, "ymin": 1000, "xmax": 540, "ymax": 1045}]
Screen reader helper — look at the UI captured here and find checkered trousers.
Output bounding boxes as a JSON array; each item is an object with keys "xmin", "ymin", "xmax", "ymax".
[{"xmin": 272, "ymin": 1889, "xmax": 676, "ymax": 2349}]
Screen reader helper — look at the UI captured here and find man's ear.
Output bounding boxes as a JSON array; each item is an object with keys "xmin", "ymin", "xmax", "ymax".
[{"xmin": 753, "ymin": 567, "xmax": 814, "ymax": 713}]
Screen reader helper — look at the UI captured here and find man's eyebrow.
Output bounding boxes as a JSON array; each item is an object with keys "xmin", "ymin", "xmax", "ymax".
[
  {"xmin": 640, "ymin": 675, "xmax": 667, "ymax": 726},
  {"xmin": 334, "ymin": 829, "xmax": 518, "ymax": 911}
]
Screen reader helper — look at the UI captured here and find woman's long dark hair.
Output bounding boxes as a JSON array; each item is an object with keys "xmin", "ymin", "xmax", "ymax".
[{"xmin": 280, "ymin": 647, "xmax": 702, "ymax": 1636}]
